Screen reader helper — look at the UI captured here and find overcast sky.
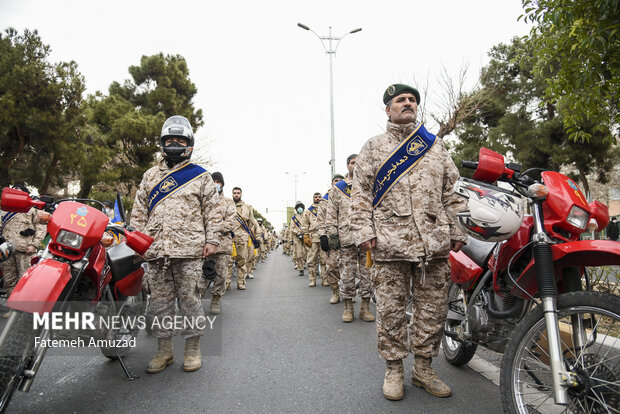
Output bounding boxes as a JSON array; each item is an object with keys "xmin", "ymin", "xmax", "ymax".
[{"xmin": 1, "ymin": 0, "xmax": 532, "ymax": 229}]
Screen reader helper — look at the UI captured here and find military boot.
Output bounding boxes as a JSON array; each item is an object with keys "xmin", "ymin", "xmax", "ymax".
[
  {"xmin": 237, "ymin": 279, "xmax": 246, "ymax": 290},
  {"xmin": 321, "ymin": 277, "xmax": 329, "ymax": 287},
  {"xmin": 359, "ymin": 297, "xmax": 375, "ymax": 322},
  {"xmin": 225, "ymin": 281, "xmax": 230, "ymax": 291},
  {"xmin": 383, "ymin": 359, "xmax": 404, "ymax": 400},
  {"xmin": 342, "ymin": 299, "xmax": 354, "ymax": 323},
  {"xmin": 146, "ymin": 337, "xmax": 174, "ymax": 373},
  {"xmin": 183, "ymin": 336, "xmax": 202, "ymax": 372},
  {"xmin": 210, "ymin": 295, "xmax": 221, "ymax": 315},
  {"xmin": 329, "ymin": 283, "xmax": 340, "ymax": 304},
  {"xmin": 309, "ymin": 271, "xmax": 316, "ymax": 287},
  {"xmin": 411, "ymin": 356, "xmax": 452, "ymax": 397}
]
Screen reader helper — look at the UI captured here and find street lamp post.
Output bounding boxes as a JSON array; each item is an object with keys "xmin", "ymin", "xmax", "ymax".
[
  {"xmin": 284, "ymin": 171, "xmax": 306, "ymax": 202},
  {"xmin": 298, "ymin": 23, "xmax": 362, "ymax": 178}
]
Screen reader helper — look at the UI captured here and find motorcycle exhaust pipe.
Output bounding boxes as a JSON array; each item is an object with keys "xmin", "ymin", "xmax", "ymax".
[{"xmin": 20, "ymin": 328, "xmax": 50, "ymax": 392}]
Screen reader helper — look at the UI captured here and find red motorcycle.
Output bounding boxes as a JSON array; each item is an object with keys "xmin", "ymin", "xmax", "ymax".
[
  {"xmin": 441, "ymin": 148, "xmax": 620, "ymax": 413},
  {"xmin": 0, "ymin": 188, "xmax": 153, "ymax": 413}
]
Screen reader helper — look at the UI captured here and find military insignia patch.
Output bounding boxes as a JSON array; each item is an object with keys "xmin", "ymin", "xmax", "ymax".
[
  {"xmin": 387, "ymin": 85, "xmax": 396, "ymax": 96},
  {"xmin": 406, "ymin": 136, "xmax": 428, "ymax": 156},
  {"xmin": 159, "ymin": 177, "xmax": 178, "ymax": 193}
]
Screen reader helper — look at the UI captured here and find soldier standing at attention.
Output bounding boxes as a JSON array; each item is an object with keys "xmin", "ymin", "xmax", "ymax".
[
  {"xmin": 229, "ymin": 187, "xmax": 259, "ymax": 288},
  {"xmin": 325, "ymin": 155, "xmax": 375, "ymax": 323},
  {"xmin": 289, "ymin": 201, "xmax": 307, "ymax": 276},
  {"xmin": 317, "ymin": 174, "xmax": 344, "ymax": 303},
  {"xmin": 350, "ymin": 84, "xmax": 467, "ymax": 400},
  {"xmin": 131, "ymin": 115, "xmax": 221, "ymax": 374},
  {"xmin": 208, "ymin": 172, "xmax": 237, "ymax": 314},
  {"xmin": 301, "ymin": 192, "xmax": 322, "ymax": 287}
]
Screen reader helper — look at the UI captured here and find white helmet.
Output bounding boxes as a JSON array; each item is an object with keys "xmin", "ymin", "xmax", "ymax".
[{"xmin": 454, "ymin": 178, "xmax": 524, "ymax": 242}]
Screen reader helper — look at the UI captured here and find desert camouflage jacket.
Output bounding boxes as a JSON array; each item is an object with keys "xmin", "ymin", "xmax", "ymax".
[{"xmin": 350, "ymin": 121, "xmax": 467, "ymax": 262}]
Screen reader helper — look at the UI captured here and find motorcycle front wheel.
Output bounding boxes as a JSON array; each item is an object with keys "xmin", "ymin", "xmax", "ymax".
[
  {"xmin": 442, "ymin": 282, "xmax": 478, "ymax": 366},
  {"xmin": 500, "ymin": 291, "xmax": 620, "ymax": 414},
  {"xmin": 0, "ymin": 311, "xmax": 37, "ymax": 413}
]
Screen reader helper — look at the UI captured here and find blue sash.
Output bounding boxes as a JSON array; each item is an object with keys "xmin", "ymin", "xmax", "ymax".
[
  {"xmin": 373, "ymin": 122, "xmax": 436, "ymax": 209},
  {"xmin": 236, "ymin": 212, "xmax": 257, "ymax": 244},
  {"xmin": 148, "ymin": 163, "xmax": 208, "ymax": 215},
  {"xmin": 322, "ymin": 193, "xmax": 328, "ymax": 200},
  {"xmin": 334, "ymin": 179, "xmax": 351, "ymax": 199},
  {"xmin": 0, "ymin": 212, "xmax": 18, "ymax": 235},
  {"xmin": 291, "ymin": 215, "xmax": 302, "ymax": 231},
  {"xmin": 308, "ymin": 206, "xmax": 318, "ymax": 217}
]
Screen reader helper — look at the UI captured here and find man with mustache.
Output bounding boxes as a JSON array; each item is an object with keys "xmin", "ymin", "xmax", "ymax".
[{"xmin": 350, "ymin": 84, "xmax": 467, "ymax": 400}]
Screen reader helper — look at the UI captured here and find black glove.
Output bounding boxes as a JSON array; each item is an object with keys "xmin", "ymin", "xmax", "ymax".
[
  {"xmin": 19, "ymin": 228, "xmax": 35, "ymax": 237},
  {"xmin": 254, "ymin": 239, "xmax": 260, "ymax": 248},
  {"xmin": 319, "ymin": 235, "xmax": 329, "ymax": 252},
  {"xmin": 290, "ymin": 241, "xmax": 293, "ymax": 245},
  {"xmin": 0, "ymin": 236, "xmax": 5, "ymax": 245},
  {"xmin": 297, "ymin": 233, "xmax": 304, "ymax": 240},
  {"xmin": 202, "ymin": 259, "xmax": 217, "ymax": 280}
]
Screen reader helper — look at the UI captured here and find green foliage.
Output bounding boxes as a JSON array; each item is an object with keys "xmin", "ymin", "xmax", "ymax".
[
  {"xmin": 521, "ymin": 0, "xmax": 619, "ymax": 142},
  {"xmin": 253, "ymin": 208, "xmax": 273, "ymax": 230},
  {"xmin": 453, "ymin": 37, "xmax": 616, "ymax": 194},
  {"xmin": 0, "ymin": 28, "xmax": 86, "ymax": 191}
]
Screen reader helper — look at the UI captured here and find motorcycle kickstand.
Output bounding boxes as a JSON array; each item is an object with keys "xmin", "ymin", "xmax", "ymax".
[{"xmin": 115, "ymin": 350, "xmax": 138, "ymax": 381}]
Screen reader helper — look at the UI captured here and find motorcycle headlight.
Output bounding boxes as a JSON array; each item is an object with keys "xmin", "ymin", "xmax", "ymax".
[
  {"xmin": 57, "ymin": 230, "xmax": 84, "ymax": 249},
  {"xmin": 566, "ymin": 205, "xmax": 589, "ymax": 230}
]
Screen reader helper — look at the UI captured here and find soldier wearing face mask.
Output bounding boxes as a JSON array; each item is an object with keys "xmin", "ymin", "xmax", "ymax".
[{"xmin": 207, "ymin": 172, "xmax": 237, "ymax": 314}]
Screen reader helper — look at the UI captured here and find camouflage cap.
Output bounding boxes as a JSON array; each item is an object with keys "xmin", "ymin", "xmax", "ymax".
[{"xmin": 383, "ymin": 83, "xmax": 421, "ymax": 105}]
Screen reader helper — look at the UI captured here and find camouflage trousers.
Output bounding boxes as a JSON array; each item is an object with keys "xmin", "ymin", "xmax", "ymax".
[
  {"xmin": 231, "ymin": 238, "xmax": 251, "ymax": 280},
  {"xmin": 147, "ymin": 258, "xmax": 206, "ymax": 339},
  {"xmin": 211, "ymin": 252, "xmax": 230, "ymax": 297},
  {"xmin": 324, "ymin": 249, "xmax": 340, "ymax": 285},
  {"xmin": 306, "ymin": 241, "xmax": 320, "ymax": 279},
  {"xmin": 339, "ymin": 245, "xmax": 372, "ymax": 300},
  {"xmin": 0, "ymin": 251, "xmax": 34, "ymax": 295},
  {"xmin": 372, "ymin": 259, "xmax": 450, "ymax": 360},
  {"xmin": 292, "ymin": 238, "xmax": 307, "ymax": 270}
]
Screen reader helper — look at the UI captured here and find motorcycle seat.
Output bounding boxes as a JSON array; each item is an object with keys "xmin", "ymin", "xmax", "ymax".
[{"xmin": 461, "ymin": 236, "xmax": 496, "ymax": 268}]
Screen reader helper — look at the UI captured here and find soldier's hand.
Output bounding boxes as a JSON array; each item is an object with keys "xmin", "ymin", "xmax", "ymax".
[
  {"xmin": 26, "ymin": 245, "xmax": 36, "ymax": 254},
  {"xmin": 451, "ymin": 240, "xmax": 465, "ymax": 252},
  {"xmin": 359, "ymin": 237, "xmax": 376, "ymax": 252},
  {"xmin": 203, "ymin": 242, "xmax": 218, "ymax": 257},
  {"xmin": 319, "ymin": 235, "xmax": 329, "ymax": 252}
]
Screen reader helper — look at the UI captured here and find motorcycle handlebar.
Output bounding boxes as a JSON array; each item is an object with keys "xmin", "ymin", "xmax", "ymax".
[{"xmin": 461, "ymin": 161, "xmax": 478, "ymax": 170}]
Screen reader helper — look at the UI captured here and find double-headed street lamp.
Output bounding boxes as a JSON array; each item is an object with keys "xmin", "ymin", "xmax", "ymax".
[
  {"xmin": 284, "ymin": 171, "xmax": 306, "ymax": 202},
  {"xmin": 297, "ymin": 23, "xmax": 362, "ymax": 178}
]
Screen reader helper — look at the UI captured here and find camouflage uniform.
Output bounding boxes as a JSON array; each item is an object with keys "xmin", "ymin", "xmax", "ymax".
[
  {"xmin": 325, "ymin": 176, "xmax": 372, "ymax": 299},
  {"xmin": 130, "ymin": 159, "xmax": 221, "ymax": 338},
  {"xmin": 350, "ymin": 121, "xmax": 467, "ymax": 359},
  {"xmin": 0, "ymin": 209, "xmax": 45, "ymax": 294},
  {"xmin": 301, "ymin": 202, "xmax": 321, "ymax": 284},
  {"xmin": 228, "ymin": 200, "xmax": 258, "ymax": 285},
  {"xmin": 289, "ymin": 213, "xmax": 307, "ymax": 271},
  {"xmin": 316, "ymin": 194, "xmax": 340, "ymax": 285},
  {"xmin": 211, "ymin": 195, "xmax": 237, "ymax": 297}
]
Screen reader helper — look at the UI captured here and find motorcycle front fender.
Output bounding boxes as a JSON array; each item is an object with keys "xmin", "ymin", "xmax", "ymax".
[
  {"xmin": 512, "ymin": 240, "xmax": 620, "ymax": 298},
  {"xmin": 7, "ymin": 259, "xmax": 72, "ymax": 314}
]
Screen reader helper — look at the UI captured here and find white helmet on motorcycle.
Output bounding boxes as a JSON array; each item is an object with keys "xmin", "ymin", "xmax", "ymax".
[{"xmin": 454, "ymin": 178, "xmax": 524, "ymax": 242}]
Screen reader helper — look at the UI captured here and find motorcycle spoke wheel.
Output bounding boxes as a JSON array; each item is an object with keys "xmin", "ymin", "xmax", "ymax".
[{"xmin": 501, "ymin": 292, "xmax": 620, "ymax": 414}]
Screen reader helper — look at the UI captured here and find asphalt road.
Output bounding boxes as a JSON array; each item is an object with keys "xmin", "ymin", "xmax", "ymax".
[{"xmin": 7, "ymin": 247, "xmax": 503, "ymax": 414}]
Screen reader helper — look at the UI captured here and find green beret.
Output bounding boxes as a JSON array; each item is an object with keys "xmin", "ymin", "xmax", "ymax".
[
  {"xmin": 383, "ymin": 83, "xmax": 421, "ymax": 105},
  {"xmin": 332, "ymin": 174, "xmax": 345, "ymax": 181}
]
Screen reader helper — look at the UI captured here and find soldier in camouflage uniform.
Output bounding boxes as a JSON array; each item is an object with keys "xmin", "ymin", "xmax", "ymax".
[
  {"xmin": 318, "ymin": 174, "xmax": 344, "ymax": 303},
  {"xmin": 325, "ymin": 155, "xmax": 375, "ymax": 323},
  {"xmin": 0, "ymin": 185, "xmax": 46, "ymax": 312},
  {"xmin": 301, "ymin": 192, "xmax": 323, "ymax": 287},
  {"xmin": 131, "ymin": 115, "xmax": 222, "ymax": 374},
  {"xmin": 208, "ymin": 172, "xmax": 237, "ymax": 315},
  {"xmin": 350, "ymin": 84, "xmax": 467, "ymax": 400},
  {"xmin": 289, "ymin": 201, "xmax": 307, "ymax": 276},
  {"xmin": 228, "ymin": 187, "xmax": 259, "ymax": 288}
]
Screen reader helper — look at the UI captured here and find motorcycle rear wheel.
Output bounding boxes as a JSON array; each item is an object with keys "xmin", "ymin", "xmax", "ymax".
[
  {"xmin": 442, "ymin": 283, "xmax": 478, "ymax": 366},
  {"xmin": 500, "ymin": 291, "xmax": 620, "ymax": 414},
  {"xmin": 0, "ymin": 311, "xmax": 37, "ymax": 413}
]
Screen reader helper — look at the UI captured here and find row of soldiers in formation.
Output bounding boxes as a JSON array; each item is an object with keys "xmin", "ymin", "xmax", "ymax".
[{"xmin": 280, "ymin": 154, "xmax": 375, "ymax": 323}]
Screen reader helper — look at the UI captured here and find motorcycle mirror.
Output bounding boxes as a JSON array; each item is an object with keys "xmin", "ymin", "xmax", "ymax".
[{"xmin": 1, "ymin": 187, "xmax": 45, "ymax": 213}]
